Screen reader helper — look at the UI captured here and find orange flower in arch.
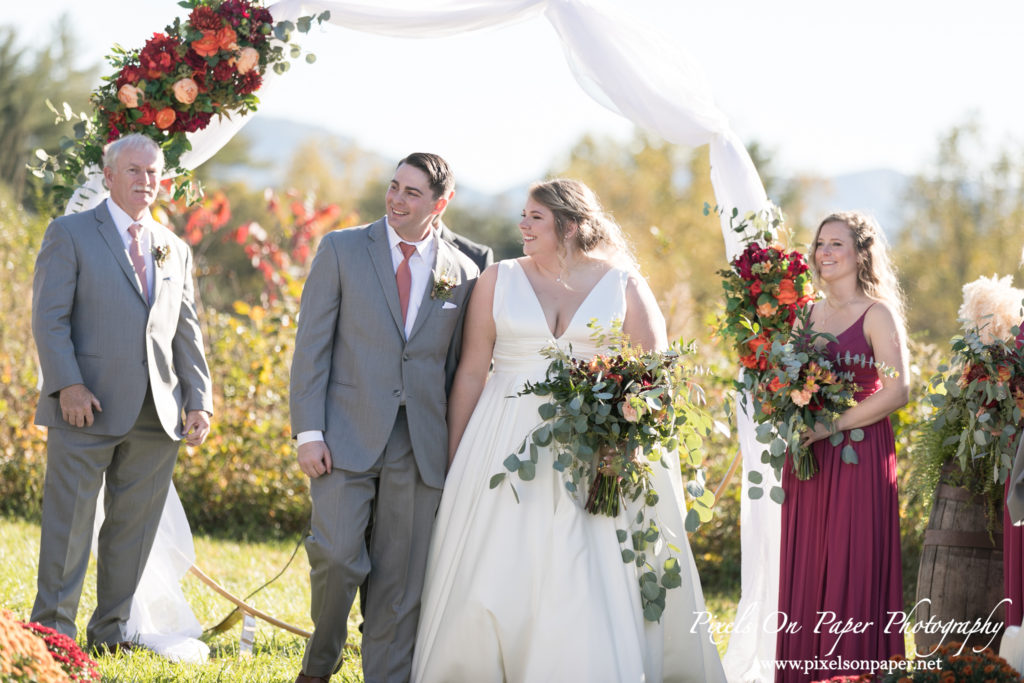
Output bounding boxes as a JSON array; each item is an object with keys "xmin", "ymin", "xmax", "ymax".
[
  {"xmin": 155, "ymin": 107, "xmax": 176, "ymax": 130},
  {"xmin": 191, "ymin": 31, "xmax": 220, "ymax": 57}
]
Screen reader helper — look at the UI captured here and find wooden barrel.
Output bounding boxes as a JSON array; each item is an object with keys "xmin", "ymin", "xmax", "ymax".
[{"xmin": 915, "ymin": 482, "xmax": 1005, "ymax": 654}]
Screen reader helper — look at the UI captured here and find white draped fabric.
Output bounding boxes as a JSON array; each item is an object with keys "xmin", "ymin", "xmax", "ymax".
[{"xmin": 72, "ymin": 1, "xmax": 780, "ymax": 677}]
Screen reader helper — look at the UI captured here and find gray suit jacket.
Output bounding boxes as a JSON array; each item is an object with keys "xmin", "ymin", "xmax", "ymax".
[
  {"xmin": 32, "ymin": 203, "xmax": 213, "ymax": 439},
  {"xmin": 289, "ymin": 219, "xmax": 479, "ymax": 488}
]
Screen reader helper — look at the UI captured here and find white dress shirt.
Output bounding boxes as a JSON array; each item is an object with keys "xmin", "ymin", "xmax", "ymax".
[
  {"xmin": 106, "ymin": 197, "xmax": 155, "ymax": 299},
  {"xmin": 386, "ymin": 219, "xmax": 437, "ymax": 339},
  {"xmin": 297, "ymin": 221, "xmax": 438, "ymax": 447}
]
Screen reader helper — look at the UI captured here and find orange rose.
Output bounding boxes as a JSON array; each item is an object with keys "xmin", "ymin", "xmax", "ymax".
[
  {"xmin": 117, "ymin": 83, "xmax": 142, "ymax": 108},
  {"xmin": 172, "ymin": 78, "xmax": 198, "ymax": 105},
  {"xmin": 777, "ymin": 278, "xmax": 798, "ymax": 305},
  {"xmin": 155, "ymin": 107, "xmax": 176, "ymax": 130},
  {"xmin": 192, "ymin": 31, "xmax": 220, "ymax": 57},
  {"xmin": 216, "ymin": 26, "xmax": 238, "ymax": 51},
  {"xmin": 757, "ymin": 301, "xmax": 777, "ymax": 316},
  {"xmin": 790, "ymin": 388, "xmax": 812, "ymax": 407},
  {"xmin": 622, "ymin": 402, "xmax": 640, "ymax": 423},
  {"xmin": 739, "ymin": 354, "xmax": 759, "ymax": 369},
  {"xmin": 747, "ymin": 334, "xmax": 770, "ymax": 357},
  {"xmin": 234, "ymin": 46, "xmax": 260, "ymax": 74}
]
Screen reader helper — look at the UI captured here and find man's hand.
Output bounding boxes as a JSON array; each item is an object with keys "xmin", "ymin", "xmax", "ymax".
[
  {"xmin": 298, "ymin": 441, "xmax": 333, "ymax": 478},
  {"xmin": 59, "ymin": 384, "xmax": 102, "ymax": 428},
  {"xmin": 183, "ymin": 410, "xmax": 211, "ymax": 447}
]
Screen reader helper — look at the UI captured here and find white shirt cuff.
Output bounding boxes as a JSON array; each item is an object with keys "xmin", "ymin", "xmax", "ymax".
[{"xmin": 296, "ymin": 430, "xmax": 324, "ymax": 446}]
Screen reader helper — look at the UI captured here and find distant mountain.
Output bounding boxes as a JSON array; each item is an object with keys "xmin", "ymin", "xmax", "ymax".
[
  {"xmin": 798, "ymin": 169, "xmax": 910, "ymax": 237},
  {"xmin": 211, "ymin": 117, "xmax": 911, "ymax": 235}
]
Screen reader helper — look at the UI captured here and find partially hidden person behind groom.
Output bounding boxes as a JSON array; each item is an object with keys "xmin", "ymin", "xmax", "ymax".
[
  {"xmin": 289, "ymin": 152, "xmax": 481, "ymax": 683},
  {"xmin": 30, "ymin": 133, "xmax": 214, "ymax": 653}
]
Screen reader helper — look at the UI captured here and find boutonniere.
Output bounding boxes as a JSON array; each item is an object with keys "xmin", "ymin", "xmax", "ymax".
[
  {"xmin": 431, "ymin": 269, "xmax": 458, "ymax": 301},
  {"xmin": 151, "ymin": 244, "xmax": 170, "ymax": 268}
]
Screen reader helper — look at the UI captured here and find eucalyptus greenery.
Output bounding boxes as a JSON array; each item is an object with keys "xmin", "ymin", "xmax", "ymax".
[{"xmin": 915, "ymin": 324, "xmax": 1024, "ymax": 524}]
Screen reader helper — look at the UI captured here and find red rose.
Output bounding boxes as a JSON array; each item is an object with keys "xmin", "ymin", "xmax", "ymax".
[
  {"xmin": 139, "ymin": 33, "xmax": 181, "ymax": 78},
  {"xmin": 749, "ymin": 280, "xmax": 763, "ymax": 297},
  {"xmin": 136, "ymin": 103, "xmax": 157, "ymax": 126}
]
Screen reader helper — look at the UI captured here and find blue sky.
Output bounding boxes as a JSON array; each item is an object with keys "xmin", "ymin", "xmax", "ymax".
[{"xmin": 10, "ymin": 0, "xmax": 1024, "ymax": 192}]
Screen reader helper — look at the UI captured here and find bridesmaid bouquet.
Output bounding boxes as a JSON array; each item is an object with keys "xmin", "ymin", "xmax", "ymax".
[
  {"xmin": 31, "ymin": 0, "xmax": 330, "ymax": 204},
  {"xmin": 917, "ymin": 274, "xmax": 1024, "ymax": 522},
  {"xmin": 490, "ymin": 321, "xmax": 715, "ymax": 622},
  {"xmin": 711, "ymin": 203, "xmax": 873, "ymax": 498},
  {"xmin": 745, "ymin": 308, "xmax": 862, "ymax": 485}
]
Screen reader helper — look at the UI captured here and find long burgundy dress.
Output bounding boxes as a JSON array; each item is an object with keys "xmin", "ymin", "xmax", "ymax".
[
  {"xmin": 775, "ymin": 306, "xmax": 904, "ymax": 683},
  {"xmin": 1004, "ymin": 324, "xmax": 1024, "ymax": 628}
]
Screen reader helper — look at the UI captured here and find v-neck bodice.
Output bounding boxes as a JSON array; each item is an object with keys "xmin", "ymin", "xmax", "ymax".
[{"xmin": 491, "ymin": 259, "xmax": 629, "ymax": 375}]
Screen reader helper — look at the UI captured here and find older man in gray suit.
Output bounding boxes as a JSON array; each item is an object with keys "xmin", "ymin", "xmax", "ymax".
[
  {"xmin": 290, "ymin": 153, "xmax": 479, "ymax": 683},
  {"xmin": 30, "ymin": 133, "xmax": 213, "ymax": 651}
]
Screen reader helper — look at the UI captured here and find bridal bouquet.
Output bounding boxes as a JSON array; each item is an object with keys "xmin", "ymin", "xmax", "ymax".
[
  {"xmin": 490, "ymin": 322, "xmax": 715, "ymax": 622},
  {"xmin": 917, "ymin": 275, "xmax": 1024, "ymax": 522},
  {"xmin": 32, "ymin": 0, "xmax": 330, "ymax": 204}
]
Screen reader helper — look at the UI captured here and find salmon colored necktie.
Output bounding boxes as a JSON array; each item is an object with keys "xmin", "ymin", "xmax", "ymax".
[
  {"xmin": 396, "ymin": 242, "xmax": 416, "ymax": 324},
  {"xmin": 127, "ymin": 223, "xmax": 150, "ymax": 304}
]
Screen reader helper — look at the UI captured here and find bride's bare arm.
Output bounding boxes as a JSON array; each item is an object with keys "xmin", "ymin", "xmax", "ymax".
[
  {"xmin": 447, "ymin": 265, "xmax": 499, "ymax": 466},
  {"xmin": 622, "ymin": 271, "xmax": 668, "ymax": 352}
]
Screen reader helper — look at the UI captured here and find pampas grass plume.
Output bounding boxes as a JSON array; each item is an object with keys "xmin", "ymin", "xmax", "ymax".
[{"xmin": 958, "ymin": 274, "xmax": 1024, "ymax": 344}]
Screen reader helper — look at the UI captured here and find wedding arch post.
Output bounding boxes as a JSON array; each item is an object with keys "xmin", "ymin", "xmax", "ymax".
[{"xmin": 72, "ymin": 1, "xmax": 782, "ymax": 678}]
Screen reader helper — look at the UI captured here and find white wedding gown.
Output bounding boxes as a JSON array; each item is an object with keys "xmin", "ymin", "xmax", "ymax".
[{"xmin": 412, "ymin": 260, "xmax": 725, "ymax": 683}]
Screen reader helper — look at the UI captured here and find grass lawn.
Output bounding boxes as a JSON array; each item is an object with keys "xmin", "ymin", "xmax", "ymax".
[{"xmin": 1, "ymin": 516, "xmax": 739, "ymax": 682}]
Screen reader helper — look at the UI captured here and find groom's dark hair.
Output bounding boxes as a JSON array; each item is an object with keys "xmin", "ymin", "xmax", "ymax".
[{"xmin": 397, "ymin": 152, "xmax": 454, "ymax": 200}]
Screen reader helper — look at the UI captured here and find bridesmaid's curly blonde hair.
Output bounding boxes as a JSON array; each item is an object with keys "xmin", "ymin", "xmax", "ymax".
[
  {"xmin": 812, "ymin": 211, "xmax": 906, "ymax": 325},
  {"xmin": 528, "ymin": 178, "xmax": 637, "ymax": 271}
]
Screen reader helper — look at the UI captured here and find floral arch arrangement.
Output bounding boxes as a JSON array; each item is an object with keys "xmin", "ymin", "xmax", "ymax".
[{"xmin": 32, "ymin": 0, "xmax": 329, "ymax": 205}]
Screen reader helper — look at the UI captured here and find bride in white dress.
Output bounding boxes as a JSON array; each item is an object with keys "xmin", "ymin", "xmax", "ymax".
[{"xmin": 412, "ymin": 179, "xmax": 725, "ymax": 682}]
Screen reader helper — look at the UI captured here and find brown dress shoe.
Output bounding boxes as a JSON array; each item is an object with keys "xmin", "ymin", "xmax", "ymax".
[{"xmin": 294, "ymin": 674, "xmax": 331, "ymax": 683}]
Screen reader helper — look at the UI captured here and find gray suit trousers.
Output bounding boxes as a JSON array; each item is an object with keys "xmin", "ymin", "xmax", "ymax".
[
  {"xmin": 31, "ymin": 389, "xmax": 179, "ymax": 646},
  {"xmin": 302, "ymin": 407, "xmax": 442, "ymax": 681}
]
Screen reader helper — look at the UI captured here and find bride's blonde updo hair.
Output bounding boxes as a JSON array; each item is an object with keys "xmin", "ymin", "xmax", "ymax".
[
  {"xmin": 812, "ymin": 210, "xmax": 906, "ymax": 324},
  {"xmin": 528, "ymin": 178, "xmax": 637, "ymax": 270}
]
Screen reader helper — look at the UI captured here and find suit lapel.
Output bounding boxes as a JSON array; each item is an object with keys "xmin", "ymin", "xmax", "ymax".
[
  {"xmin": 94, "ymin": 204, "xmax": 149, "ymax": 306},
  {"xmin": 408, "ymin": 235, "xmax": 456, "ymax": 342},
  {"xmin": 367, "ymin": 219, "xmax": 406, "ymax": 337}
]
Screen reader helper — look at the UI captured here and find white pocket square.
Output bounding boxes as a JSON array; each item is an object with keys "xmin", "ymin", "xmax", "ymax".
[{"xmin": 442, "ymin": 301, "xmax": 458, "ymax": 310}]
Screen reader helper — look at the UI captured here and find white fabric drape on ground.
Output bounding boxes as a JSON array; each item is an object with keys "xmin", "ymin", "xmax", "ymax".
[
  {"xmin": 92, "ymin": 483, "xmax": 209, "ymax": 662},
  {"xmin": 71, "ymin": 1, "xmax": 779, "ymax": 677}
]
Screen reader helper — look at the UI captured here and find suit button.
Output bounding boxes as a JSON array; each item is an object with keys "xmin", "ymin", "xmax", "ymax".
[
  {"xmin": 403, "ymin": 354, "xmax": 410, "ymax": 361},
  {"xmin": 392, "ymin": 390, "xmax": 401, "ymax": 397}
]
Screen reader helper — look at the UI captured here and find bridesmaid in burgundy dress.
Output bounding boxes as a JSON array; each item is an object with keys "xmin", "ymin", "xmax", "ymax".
[
  {"xmin": 1004, "ymin": 322, "xmax": 1024, "ymax": 629},
  {"xmin": 776, "ymin": 212, "xmax": 910, "ymax": 683}
]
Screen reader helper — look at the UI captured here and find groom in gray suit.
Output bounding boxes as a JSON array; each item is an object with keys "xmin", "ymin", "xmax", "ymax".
[
  {"xmin": 290, "ymin": 153, "xmax": 480, "ymax": 683},
  {"xmin": 30, "ymin": 133, "xmax": 213, "ymax": 650}
]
